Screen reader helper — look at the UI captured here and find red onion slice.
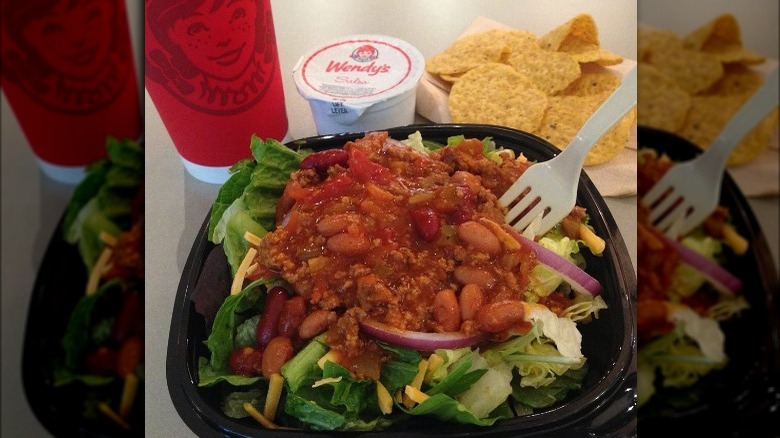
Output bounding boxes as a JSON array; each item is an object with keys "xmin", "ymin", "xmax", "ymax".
[
  {"xmin": 502, "ymin": 225, "xmax": 603, "ymax": 297},
  {"xmin": 661, "ymin": 235, "xmax": 742, "ymax": 295},
  {"xmin": 359, "ymin": 319, "xmax": 488, "ymax": 351}
]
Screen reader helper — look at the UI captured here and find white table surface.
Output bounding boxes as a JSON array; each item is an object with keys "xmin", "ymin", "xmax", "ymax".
[{"xmin": 0, "ymin": 1, "xmax": 775, "ymax": 437}]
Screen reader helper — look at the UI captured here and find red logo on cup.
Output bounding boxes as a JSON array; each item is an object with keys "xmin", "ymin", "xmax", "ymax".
[
  {"xmin": 146, "ymin": 0, "xmax": 279, "ymax": 115},
  {"xmin": 1, "ymin": 0, "xmax": 134, "ymax": 115}
]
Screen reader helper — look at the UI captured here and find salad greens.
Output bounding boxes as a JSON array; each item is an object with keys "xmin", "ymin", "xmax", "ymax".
[{"xmin": 201, "ymin": 132, "xmax": 605, "ymax": 431}]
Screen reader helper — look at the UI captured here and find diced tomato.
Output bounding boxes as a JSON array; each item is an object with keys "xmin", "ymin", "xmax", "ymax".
[
  {"xmin": 409, "ymin": 205, "xmax": 441, "ymax": 242},
  {"xmin": 348, "ymin": 149, "xmax": 391, "ymax": 183}
]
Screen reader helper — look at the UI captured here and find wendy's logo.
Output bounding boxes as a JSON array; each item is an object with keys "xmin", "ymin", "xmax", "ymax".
[
  {"xmin": 351, "ymin": 44, "xmax": 379, "ymax": 62},
  {"xmin": 0, "ymin": 0, "xmax": 134, "ymax": 114},
  {"xmin": 145, "ymin": 0, "xmax": 279, "ymax": 115}
]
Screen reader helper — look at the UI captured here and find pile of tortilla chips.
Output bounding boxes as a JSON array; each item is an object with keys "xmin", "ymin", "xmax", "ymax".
[
  {"xmin": 426, "ymin": 14, "xmax": 635, "ymax": 166},
  {"xmin": 638, "ymin": 14, "xmax": 779, "ymax": 167}
]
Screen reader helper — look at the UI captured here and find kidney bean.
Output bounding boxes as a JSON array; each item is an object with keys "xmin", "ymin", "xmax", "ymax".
[
  {"xmin": 229, "ymin": 347, "xmax": 264, "ymax": 376},
  {"xmin": 434, "ymin": 289, "xmax": 461, "ymax": 332},
  {"xmin": 262, "ymin": 336, "xmax": 294, "ymax": 378},
  {"xmin": 475, "ymin": 301, "xmax": 525, "ymax": 333},
  {"xmin": 111, "ymin": 290, "xmax": 142, "ymax": 344},
  {"xmin": 300, "ymin": 149, "xmax": 349, "ymax": 173},
  {"xmin": 457, "ymin": 221, "xmax": 501, "ymax": 254},
  {"xmin": 327, "ymin": 232, "xmax": 370, "ymax": 256},
  {"xmin": 116, "ymin": 336, "xmax": 143, "ymax": 377},
  {"xmin": 298, "ymin": 309, "xmax": 335, "ymax": 339},
  {"xmin": 256, "ymin": 287, "xmax": 289, "ymax": 347},
  {"xmin": 454, "ymin": 266, "xmax": 496, "ymax": 289},
  {"xmin": 459, "ymin": 284, "xmax": 484, "ymax": 321},
  {"xmin": 410, "ymin": 205, "xmax": 440, "ymax": 242},
  {"xmin": 277, "ymin": 296, "xmax": 307, "ymax": 338}
]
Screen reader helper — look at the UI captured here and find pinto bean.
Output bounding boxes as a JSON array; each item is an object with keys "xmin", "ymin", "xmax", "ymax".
[
  {"xmin": 262, "ymin": 336, "xmax": 294, "ymax": 378},
  {"xmin": 316, "ymin": 213, "xmax": 358, "ymax": 237},
  {"xmin": 459, "ymin": 284, "xmax": 484, "ymax": 321},
  {"xmin": 475, "ymin": 301, "xmax": 525, "ymax": 333},
  {"xmin": 453, "ymin": 266, "xmax": 496, "ymax": 289},
  {"xmin": 277, "ymin": 296, "xmax": 307, "ymax": 338},
  {"xmin": 298, "ymin": 309, "xmax": 335, "ymax": 339},
  {"xmin": 434, "ymin": 289, "xmax": 461, "ymax": 332},
  {"xmin": 327, "ymin": 232, "xmax": 370, "ymax": 255},
  {"xmin": 300, "ymin": 149, "xmax": 349, "ymax": 173},
  {"xmin": 457, "ymin": 221, "xmax": 501, "ymax": 254}
]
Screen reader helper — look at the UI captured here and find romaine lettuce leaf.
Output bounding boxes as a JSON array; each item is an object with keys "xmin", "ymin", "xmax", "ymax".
[
  {"xmin": 204, "ymin": 279, "xmax": 270, "ymax": 372},
  {"xmin": 63, "ymin": 137, "xmax": 143, "ymax": 270}
]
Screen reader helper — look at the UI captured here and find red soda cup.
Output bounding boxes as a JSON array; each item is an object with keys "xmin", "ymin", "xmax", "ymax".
[
  {"xmin": 0, "ymin": 0, "xmax": 142, "ymax": 184},
  {"xmin": 145, "ymin": 0, "xmax": 289, "ymax": 184}
]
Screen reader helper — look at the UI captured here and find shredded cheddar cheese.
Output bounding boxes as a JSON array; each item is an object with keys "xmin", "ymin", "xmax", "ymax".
[
  {"xmin": 264, "ymin": 373, "xmax": 284, "ymax": 421},
  {"xmin": 98, "ymin": 402, "xmax": 130, "ymax": 430},
  {"xmin": 99, "ymin": 230, "xmax": 118, "ymax": 246},
  {"xmin": 119, "ymin": 373, "xmax": 139, "ymax": 419},
  {"xmin": 244, "ymin": 231, "xmax": 262, "ymax": 246},
  {"xmin": 402, "ymin": 359, "xmax": 428, "ymax": 409},
  {"xmin": 424, "ymin": 354, "xmax": 444, "ymax": 383},
  {"xmin": 579, "ymin": 223, "xmax": 605, "ymax": 255},
  {"xmin": 312, "ymin": 376, "xmax": 342, "ymax": 388},
  {"xmin": 376, "ymin": 381, "xmax": 393, "ymax": 415},
  {"xmin": 86, "ymin": 247, "xmax": 113, "ymax": 295},
  {"xmin": 722, "ymin": 224, "xmax": 748, "ymax": 255},
  {"xmin": 231, "ymin": 248, "xmax": 257, "ymax": 295},
  {"xmin": 404, "ymin": 385, "xmax": 430, "ymax": 405}
]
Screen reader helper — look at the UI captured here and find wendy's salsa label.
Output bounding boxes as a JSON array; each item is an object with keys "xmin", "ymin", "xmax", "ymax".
[
  {"xmin": 145, "ymin": 0, "xmax": 283, "ymax": 116},
  {"xmin": 295, "ymin": 35, "xmax": 424, "ymax": 101}
]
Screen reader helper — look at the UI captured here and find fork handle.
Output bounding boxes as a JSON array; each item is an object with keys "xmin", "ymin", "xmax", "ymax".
[
  {"xmin": 699, "ymin": 67, "xmax": 779, "ymax": 171},
  {"xmin": 556, "ymin": 66, "xmax": 637, "ymax": 174}
]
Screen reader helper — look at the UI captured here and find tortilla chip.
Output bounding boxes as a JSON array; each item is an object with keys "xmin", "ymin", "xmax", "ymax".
[
  {"xmin": 704, "ymin": 64, "xmax": 764, "ymax": 96},
  {"xmin": 540, "ymin": 13, "xmax": 600, "ymax": 52},
  {"xmin": 539, "ymin": 13, "xmax": 623, "ymax": 65},
  {"xmin": 637, "ymin": 63, "xmax": 691, "ymax": 133},
  {"xmin": 585, "ymin": 108, "xmax": 636, "ymax": 166},
  {"xmin": 533, "ymin": 92, "xmax": 633, "ymax": 165},
  {"xmin": 726, "ymin": 108, "xmax": 779, "ymax": 166},
  {"xmin": 648, "ymin": 47, "xmax": 724, "ymax": 95},
  {"xmin": 449, "ymin": 63, "xmax": 548, "ymax": 133},
  {"xmin": 498, "ymin": 29, "xmax": 540, "ymax": 53},
  {"xmin": 506, "ymin": 47, "xmax": 581, "ymax": 94},
  {"xmin": 639, "ymin": 29, "xmax": 684, "ymax": 62},
  {"xmin": 426, "ymin": 30, "xmax": 509, "ymax": 75},
  {"xmin": 682, "ymin": 13, "xmax": 766, "ymax": 65},
  {"xmin": 558, "ymin": 69, "xmax": 621, "ymax": 96},
  {"xmin": 677, "ymin": 94, "xmax": 777, "ymax": 165}
]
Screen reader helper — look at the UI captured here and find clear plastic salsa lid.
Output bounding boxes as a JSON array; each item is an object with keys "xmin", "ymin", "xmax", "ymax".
[{"xmin": 293, "ymin": 34, "xmax": 425, "ymax": 132}]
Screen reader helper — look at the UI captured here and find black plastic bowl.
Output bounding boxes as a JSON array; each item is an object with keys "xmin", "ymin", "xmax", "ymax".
[
  {"xmin": 167, "ymin": 124, "xmax": 637, "ymax": 437},
  {"xmin": 636, "ymin": 126, "xmax": 780, "ymax": 435}
]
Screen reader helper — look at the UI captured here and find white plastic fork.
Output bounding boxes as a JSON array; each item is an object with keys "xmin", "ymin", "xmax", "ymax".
[
  {"xmin": 500, "ymin": 65, "xmax": 637, "ymax": 237},
  {"xmin": 642, "ymin": 67, "xmax": 779, "ymax": 238}
]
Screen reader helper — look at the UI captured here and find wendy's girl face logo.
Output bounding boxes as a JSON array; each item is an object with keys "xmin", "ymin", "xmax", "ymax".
[
  {"xmin": 351, "ymin": 44, "xmax": 378, "ymax": 62},
  {"xmin": 0, "ymin": 0, "xmax": 135, "ymax": 114},
  {"xmin": 145, "ymin": 0, "xmax": 279, "ymax": 115}
]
